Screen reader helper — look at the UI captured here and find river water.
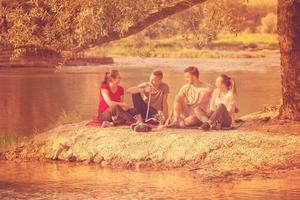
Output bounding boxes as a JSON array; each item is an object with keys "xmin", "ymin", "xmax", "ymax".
[
  {"xmin": 0, "ymin": 55, "xmax": 281, "ymax": 136},
  {"xmin": 0, "ymin": 162, "xmax": 299, "ymax": 200},
  {"xmin": 1, "ymin": 55, "xmax": 300, "ymax": 199}
]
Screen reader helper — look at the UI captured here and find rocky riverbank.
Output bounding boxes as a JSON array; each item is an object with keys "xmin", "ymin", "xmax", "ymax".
[
  {"xmin": 0, "ymin": 48, "xmax": 114, "ymax": 68},
  {"xmin": 1, "ymin": 110, "xmax": 300, "ymax": 181}
]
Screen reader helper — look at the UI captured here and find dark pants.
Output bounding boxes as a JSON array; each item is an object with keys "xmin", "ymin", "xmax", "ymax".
[
  {"xmin": 209, "ymin": 104, "xmax": 232, "ymax": 127},
  {"xmin": 132, "ymin": 93, "xmax": 157, "ymax": 120},
  {"xmin": 98, "ymin": 105, "xmax": 135, "ymax": 125}
]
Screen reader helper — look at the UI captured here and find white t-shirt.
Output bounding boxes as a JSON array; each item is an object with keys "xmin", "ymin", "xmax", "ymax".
[
  {"xmin": 209, "ymin": 89, "xmax": 237, "ymax": 116},
  {"xmin": 178, "ymin": 82, "xmax": 213, "ymax": 112}
]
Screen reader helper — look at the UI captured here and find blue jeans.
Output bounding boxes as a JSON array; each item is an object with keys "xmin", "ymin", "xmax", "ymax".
[
  {"xmin": 209, "ymin": 104, "xmax": 232, "ymax": 127},
  {"xmin": 132, "ymin": 93, "xmax": 157, "ymax": 120},
  {"xmin": 98, "ymin": 105, "xmax": 135, "ymax": 124}
]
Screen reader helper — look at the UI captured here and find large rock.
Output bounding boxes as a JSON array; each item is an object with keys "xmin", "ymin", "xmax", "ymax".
[{"xmin": 1, "ymin": 121, "xmax": 300, "ymax": 177}]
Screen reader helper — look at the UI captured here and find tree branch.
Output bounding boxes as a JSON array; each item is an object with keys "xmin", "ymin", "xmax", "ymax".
[{"xmin": 74, "ymin": 0, "xmax": 209, "ymax": 52}]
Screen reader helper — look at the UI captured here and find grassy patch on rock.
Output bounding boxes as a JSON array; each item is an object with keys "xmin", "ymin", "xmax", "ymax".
[{"xmin": 1, "ymin": 120, "xmax": 299, "ymax": 181}]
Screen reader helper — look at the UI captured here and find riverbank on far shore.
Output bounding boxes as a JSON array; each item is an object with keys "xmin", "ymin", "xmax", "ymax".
[
  {"xmin": 0, "ymin": 47, "xmax": 114, "ymax": 68},
  {"xmin": 88, "ymin": 33, "xmax": 278, "ymax": 59}
]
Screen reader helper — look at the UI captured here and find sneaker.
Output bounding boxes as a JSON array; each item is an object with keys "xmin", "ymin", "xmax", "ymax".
[
  {"xmin": 200, "ymin": 122, "xmax": 211, "ymax": 131},
  {"xmin": 112, "ymin": 118, "xmax": 125, "ymax": 126},
  {"xmin": 145, "ymin": 117, "xmax": 159, "ymax": 125},
  {"xmin": 130, "ymin": 121, "xmax": 140, "ymax": 131},
  {"xmin": 133, "ymin": 123, "xmax": 152, "ymax": 132},
  {"xmin": 101, "ymin": 121, "xmax": 114, "ymax": 128},
  {"xmin": 165, "ymin": 120, "xmax": 180, "ymax": 128},
  {"xmin": 133, "ymin": 114, "xmax": 143, "ymax": 122},
  {"xmin": 157, "ymin": 111, "xmax": 165, "ymax": 125},
  {"xmin": 210, "ymin": 121, "xmax": 218, "ymax": 130},
  {"xmin": 214, "ymin": 122, "xmax": 222, "ymax": 130}
]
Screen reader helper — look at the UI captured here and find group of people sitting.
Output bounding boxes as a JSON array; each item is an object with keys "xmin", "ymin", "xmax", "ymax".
[{"xmin": 97, "ymin": 66, "xmax": 237, "ymax": 132}]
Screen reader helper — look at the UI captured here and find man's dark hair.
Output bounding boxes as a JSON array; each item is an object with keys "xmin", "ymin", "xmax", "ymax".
[
  {"xmin": 184, "ymin": 66, "xmax": 199, "ymax": 78},
  {"xmin": 152, "ymin": 70, "xmax": 163, "ymax": 79}
]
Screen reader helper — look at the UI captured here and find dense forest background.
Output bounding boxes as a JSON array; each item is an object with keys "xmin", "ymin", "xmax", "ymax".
[
  {"xmin": 120, "ymin": 0, "xmax": 277, "ymax": 45},
  {"xmin": 0, "ymin": 0, "xmax": 277, "ymax": 58},
  {"xmin": 91, "ymin": 0, "xmax": 278, "ymax": 57}
]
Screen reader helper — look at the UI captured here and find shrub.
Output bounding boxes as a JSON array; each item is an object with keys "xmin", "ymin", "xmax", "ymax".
[{"xmin": 257, "ymin": 13, "xmax": 277, "ymax": 34}]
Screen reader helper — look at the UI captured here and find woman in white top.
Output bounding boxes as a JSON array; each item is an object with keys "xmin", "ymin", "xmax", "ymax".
[{"xmin": 201, "ymin": 74, "xmax": 237, "ymax": 131}]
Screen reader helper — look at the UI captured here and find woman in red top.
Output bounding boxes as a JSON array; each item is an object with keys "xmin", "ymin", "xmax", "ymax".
[{"xmin": 98, "ymin": 70, "xmax": 135, "ymax": 127}]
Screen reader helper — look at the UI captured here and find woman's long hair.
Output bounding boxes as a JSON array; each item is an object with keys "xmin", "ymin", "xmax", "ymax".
[
  {"xmin": 102, "ymin": 70, "xmax": 119, "ymax": 84},
  {"xmin": 219, "ymin": 74, "xmax": 237, "ymax": 95}
]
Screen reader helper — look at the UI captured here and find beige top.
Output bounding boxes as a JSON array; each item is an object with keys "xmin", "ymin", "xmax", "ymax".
[
  {"xmin": 138, "ymin": 82, "xmax": 169, "ymax": 111},
  {"xmin": 178, "ymin": 82, "xmax": 213, "ymax": 112},
  {"xmin": 209, "ymin": 89, "xmax": 237, "ymax": 117}
]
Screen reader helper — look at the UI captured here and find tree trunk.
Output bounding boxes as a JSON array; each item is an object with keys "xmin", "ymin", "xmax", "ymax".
[{"xmin": 278, "ymin": 0, "xmax": 300, "ymax": 120}]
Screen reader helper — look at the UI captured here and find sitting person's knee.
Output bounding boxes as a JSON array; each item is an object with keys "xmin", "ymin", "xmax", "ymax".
[
  {"xmin": 174, "ymin": 95, "xmax": 183, "ymax": 104},
  {"xmin": 115, "ymin": 104, "xmax": 122, "ymax": 109},
  {"xmin": 217, "ymin": 103, "xmax": 226, "ymax": 110},
  {"xmin": 111, "ymin": 104, "xmax": 122, "ymax": 111},
  {"xmin": 132, "ymin": 93, "xmax": 141, "ymax": 98},
  {"xmin": 132, "ymin": 93, "xmax": 143, "ymax": 102}
]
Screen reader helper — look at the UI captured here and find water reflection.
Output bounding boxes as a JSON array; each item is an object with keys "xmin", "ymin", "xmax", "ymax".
[
  {"xmin": 0, "ymin": 162, "xmax": 299, "ymax": 200},
  {"xmin": 0, "ymin": 57, "xmax": 281, "ymax": 135}
]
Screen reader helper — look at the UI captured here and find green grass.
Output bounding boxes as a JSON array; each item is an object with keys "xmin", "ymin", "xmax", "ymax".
[
  {"xmin": 88, "ymin": 33, "xmax": 278, "ymax": 58},
  {"xmin": 44, "ymin": 110, "xmax": 83, "ymax": 131},
  {"xmin": 0, "ymin": 110, "xmax": 82, "ymax": 151},
  {"xmin": 0, "ymin": 133, "xmax": 29, "ymax": 151},
  {"xmin": 216, "ymin": 33, "xmax": 278, "ymax": 45},
  {"xmin": 90, "ymin": 47, "xmax": 274, "ymax": 58}
]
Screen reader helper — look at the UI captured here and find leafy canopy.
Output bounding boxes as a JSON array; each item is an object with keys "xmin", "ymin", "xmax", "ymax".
[{"xmin": 0, "ymin": 0, "xmax": 245, "ymax": 53}]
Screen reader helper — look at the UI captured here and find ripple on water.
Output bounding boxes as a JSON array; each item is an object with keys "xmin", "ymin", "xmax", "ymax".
[{"xmin": 0, "ymin": 162, "xmax": 299, "ymax": 200}]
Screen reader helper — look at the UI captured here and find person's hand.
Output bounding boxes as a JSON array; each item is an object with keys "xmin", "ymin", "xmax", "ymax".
[
  {"xmin": 144, "ymin": 84, "xmax": 155, "ymax": 93},
  {"xmin": 120, "ymin": 102, "xmax": 129, "ymax": 110},
  {"xmin": 235, "ymin": 107, "xmax": 239, "ymax": 113},
  {"xmin": 207, "ymin": 110, "xmax": 214, "ymax": 117}
]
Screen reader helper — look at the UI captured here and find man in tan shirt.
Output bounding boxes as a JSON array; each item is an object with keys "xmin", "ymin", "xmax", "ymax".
[{"xmin": 166, "ymin": 66, "xmax": 213, "ymax": 128}]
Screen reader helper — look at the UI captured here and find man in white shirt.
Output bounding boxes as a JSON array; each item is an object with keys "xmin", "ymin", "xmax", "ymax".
[{"xmin": 166, "ymin": 66, "xmax": 213, "ymax": 128}]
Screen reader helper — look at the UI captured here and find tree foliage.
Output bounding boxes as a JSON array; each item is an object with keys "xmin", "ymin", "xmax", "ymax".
[
  {"xmin": 0, "ymin": 0, "xmax": 248, "ymax": 53},
  {"xmin": 173, "ymin": 0, "xmax": 246, "ymax": 48},
  {"xmin": 257, "ymin": 13, "xmax": 277, "ymax": 34}
]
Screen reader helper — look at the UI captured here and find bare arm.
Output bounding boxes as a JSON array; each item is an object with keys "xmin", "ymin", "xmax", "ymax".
[
  {"xmin": 127, "ymin": 86, "xmax": 145, "ymax": 94},
  {"xmin": 208, "ymin": 89, "xmax": 217, "ymax": 113},
  {"xmin": 127, "ymin": 82, "xmax": 151, "ymax": 94},
  {"xmin": 101, "ymin": 89, "xmax": 127, "ymax": 107},
  {"xmin": 228, "ymin": 94, "xmax": 237, "ymax": 115}
]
